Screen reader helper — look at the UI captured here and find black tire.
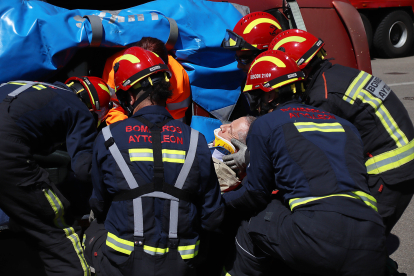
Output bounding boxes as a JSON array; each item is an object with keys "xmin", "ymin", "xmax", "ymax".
[
  {"xmin": 360, "ymin": 13, "xmax": 373, "ymax": 50},
  {"xmin": 373, "ymin": 10, "xmax": 414, "ymax": 58}
]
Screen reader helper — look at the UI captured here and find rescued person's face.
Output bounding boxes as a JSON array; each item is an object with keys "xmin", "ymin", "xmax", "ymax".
[{"xmin": 218, "ymin": 117, "xmax": 249, "ymax": 142}]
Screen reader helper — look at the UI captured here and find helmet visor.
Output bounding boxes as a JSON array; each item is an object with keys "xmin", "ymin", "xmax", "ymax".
[{"xmin": 221, "ymin": 29, "xmax": 257, "ymax": 51}]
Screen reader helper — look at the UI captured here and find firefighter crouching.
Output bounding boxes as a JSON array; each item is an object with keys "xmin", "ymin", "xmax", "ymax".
[
  {"xmin": 85, "ymin": 46, "xmax": 225, "ymax": 276},
  {"xmin": 0, "ymin": 77, "xmax": 111, "ymax": 276},
  {"xmin": 222, "ymin": 50, "xmax": 387, "ymax": 275},
  {"xmin": 270, "ymin": 29, "xmax": 414, "ymax": 236}
]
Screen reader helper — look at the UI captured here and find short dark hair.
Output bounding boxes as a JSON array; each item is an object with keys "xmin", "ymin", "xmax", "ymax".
[
  {"xmin": 136, "ymin": 37, "xmax": 169, "ymax": 65},
  {"xmin": 132, "ymin": 72, "xmax": 172, "ymax": 106}
]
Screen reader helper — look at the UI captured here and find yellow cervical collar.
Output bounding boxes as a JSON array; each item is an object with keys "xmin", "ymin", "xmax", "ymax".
[{"xmin": 214, "ymin": 128, "xmax": 236, "ymax": 154}]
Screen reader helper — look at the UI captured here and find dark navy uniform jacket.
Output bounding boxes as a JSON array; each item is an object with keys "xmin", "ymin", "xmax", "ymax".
[
  {"xmin": 90, "ymin": 105, "xmax": 224, "ymax": 261},
  {"xmin": 223, "ymin": 100, "xmax": 382, "ymax": 225},
  {"xmin": 0, "ymin": 81, "xmax": 96, "ymax": 184},
  {"xmin": 306, "ymin": 61, "xmax": 414, "ymax": 185}
]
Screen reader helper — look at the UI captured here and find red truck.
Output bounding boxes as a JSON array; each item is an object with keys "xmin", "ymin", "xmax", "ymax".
[{"xmin": 350, "ymin": 0, "xmax": 414, "ymax": 58}]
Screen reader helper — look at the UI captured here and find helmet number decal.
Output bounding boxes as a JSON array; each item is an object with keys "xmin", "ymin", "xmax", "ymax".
[{"xmin": 269, "ymin": 25, "xmax": 278, "ymax": 36}]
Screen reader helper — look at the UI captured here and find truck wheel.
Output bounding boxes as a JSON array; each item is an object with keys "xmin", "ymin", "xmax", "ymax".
[
  {"xmin": 373, "ymin": 10, "xmax": 414, "ymax": 58},
  {"xmin": 360, "ymin": 13, "xmax": 373, "ymax": 50}
]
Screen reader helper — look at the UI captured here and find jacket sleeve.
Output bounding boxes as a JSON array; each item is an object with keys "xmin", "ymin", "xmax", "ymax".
[
  {"xmin": 222, "ymin": 120, "xmax": 272, "ymax": 214},
  {"xmin": 196, "ymin": 133, "xmax": 225, "ymax": 231},
  {"xmin": 89, "ymin": 133, "xmax": 110, "ymax": 222},
  {"xmin": 62, "ymin": 93, "xmax": 97, "ymax": 183}
]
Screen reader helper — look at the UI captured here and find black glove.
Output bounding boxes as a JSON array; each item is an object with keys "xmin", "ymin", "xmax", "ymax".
[{"xmin": 222, "ymin": 138, "xmax": 250, "ymax": 173}]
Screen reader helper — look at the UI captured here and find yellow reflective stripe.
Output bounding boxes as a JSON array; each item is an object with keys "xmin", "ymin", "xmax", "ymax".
[
  {"xmin": 143, "ymin": 245, "xmax": 169, "ymax": 254},
  {"xmin": 118, "ymin": 54, "xmax": 141, "ymax": 64},
  {"xmin": 272, "ymin": 36, "xmax": 307, "ymax": 50},
  {"xmin": 294, "ymin": 122, "xmax": 344, "ymax": 133},
  {"xmin": 129, "ymin": 148, "xmax": 186, "ymax": 163},
  {"xmin": 243, "ymin": 18, "xmax": 281, "ymax": 34},
  {"xmin": 342, "ymin": 71, "xmax": 371, "ymax": 104},
  {"xmin": 357, "ymin": 90, "xmax": 408, "ymax": 147},
  {"xmin": 243, "ymin": 84, "xmax": 253, "ymax": 92},
  {"xmin": 43, "ymin": 189, "xmax": 90, "ymax": 275},
  {"xmin": 8, "ymin": 82, "xmax": 46, "ymax": 90},
  {"xmin": 366, "ymin": 138, "xmax": 414, "ymax": 174},
  {"xmin": 249, "ymin": 56, "xmax": 286, "ymax": 73},
  {"xmin": 289, "ymin": 194, "xmax": 356, "ymax": 210},
  {"xmin": 351, "ymin": 191, "xmax": 378, "ymax": 212},
  {"xmin": 67, "ymin": 231, "xmax": 91, "ymax": 276},
  {"xmin": 289, "ymin": 192, "xmax": 377, "ymax": 212},
  {"xmin": 84, "ymin": 83, "xmax": 96, "ymax": 107},
  {"xmin": 98, "ymin": 83, "xmax": 111, "ymax": 96},
  {"xmin": 268, "ymin": 78, "xmax": 298, "ymax": 90},
  {"xmin": 106, "ymin": 232, "xmax": 134, "ymax": 255},
  {"xmin": 178, "ymin": 240, "xmax": 200, "ymax": 259}
]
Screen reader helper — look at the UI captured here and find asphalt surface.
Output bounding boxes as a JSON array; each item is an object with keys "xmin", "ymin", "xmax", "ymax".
[{"xmin": 371, "ymin": 55, "xmax": 414, "ymax": 276}]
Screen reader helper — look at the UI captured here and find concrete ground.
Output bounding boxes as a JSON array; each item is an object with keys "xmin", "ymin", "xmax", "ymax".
[{"xmin": 371, "ymin": 55, "xmax": 414, "ymax": 276}]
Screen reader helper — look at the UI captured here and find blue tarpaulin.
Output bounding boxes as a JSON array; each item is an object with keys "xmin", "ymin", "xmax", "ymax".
[
  {"xmin": 0, "ymin": 0, "xmax": 247, "ymax": 224},
  {"xmin": 0, "ymin": 0, "xmax": 245, "ymax": 136}
]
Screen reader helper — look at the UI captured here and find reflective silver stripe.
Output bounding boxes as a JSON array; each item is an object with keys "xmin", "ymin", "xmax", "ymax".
[
  {"xmin": 169, "ymin": 129, "xmax": 199, "ymax": 239},
  {"xmin": 289, "ymin": 0, "xmax": 307, "ymax": 31},
  {"xmin": 163, "ymin": 153, "xmax": 185, "ymax": 160},
  {"xmin": 166, "ymin": 97, "xmax": 191, "ymax": 111},
  {"xmin": 295, "ymin": 124, "xmax": 343, "ymax": 131},
  {"xmin": 102, "ymin": 126, "xmax": 144, "ymax": 237},
  {"xmin": 102, "ymin": 127, "xmax": 139, "ymax": 189},
  {"xmin": 344, "ymin": 72, "xmax": 370, "ymax": 103},
  {"xmin": 358, "ymin": 91, "xmax": 407, "ymax": 147},
  {"xmin": 8, "ymin": 82, "xmax": 36, "ymax": 96},
  {"xmin": 107, "ymin": 235, "xmax": 134, "ymax": 253},
  {"xmin": 130, "ymin": 152, "xmax": 153, "ymax": 158}
]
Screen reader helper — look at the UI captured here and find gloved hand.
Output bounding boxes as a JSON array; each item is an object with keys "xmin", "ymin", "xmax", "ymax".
[{"xmin": 222, "ymin": 138, "xmax": 250, "ymax": 174}]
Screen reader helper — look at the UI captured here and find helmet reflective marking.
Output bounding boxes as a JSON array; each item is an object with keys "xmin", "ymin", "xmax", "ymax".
[
  {"xmin": 248, "ymin": 56, "xmax": 286, "ymax": 74},
  {"xmin": 118, "ymin": 54, "xmax": 141, "ymax": 64},
  {"xmin": 272, "ymin": 36, "xmax": 307, "ymax": 51},
  {"xmin": 243, "ymin": 18, "xmax": 281, "ymax": 34}
]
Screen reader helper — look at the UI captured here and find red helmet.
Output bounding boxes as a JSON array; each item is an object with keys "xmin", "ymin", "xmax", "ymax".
[
  {"xmin": 222, "ymin": 12, "xmax": 282, "ymax": 51},
  {"xmin": 114, "ymin": 46, "xmax": 170, "ymax": 93},
  {"xmin": 269, "ymin": 29, "xmax": 326, "ymax": 69},
  {"xmin": 244, "ymin": 50, "xmax": 305, "ymax": 94},
  {"xmin": 65, "ymin": 76, "xmax": 111, "ymax": 124}
]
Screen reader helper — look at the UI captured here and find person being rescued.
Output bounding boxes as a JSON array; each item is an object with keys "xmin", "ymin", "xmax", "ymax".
[{"xmin": 208, "ymin": 116, "xmax": 256, "ymax": 193}]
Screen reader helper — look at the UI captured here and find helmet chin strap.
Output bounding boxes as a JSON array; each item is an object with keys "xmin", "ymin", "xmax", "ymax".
[{"xmin": 127, "ymin": 87, "xmax": 153, "ymax": 117}]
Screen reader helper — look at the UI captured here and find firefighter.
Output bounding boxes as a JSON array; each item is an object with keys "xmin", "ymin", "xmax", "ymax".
[
  {"xmin": 220, "ymin": 11, "xmax": 283, "ymax": 170},
  {"xmin": 221, "ymin": 11, "xmax": 283, "ymax": 74},
  {"xmin": 222, "ymin": 50, "xmax": 387, "ymax": 276},
  {"xmin": 102, "ymin": 37, "xmax": 191, "ymax": 123},
  {"xmin": 269, "ymin": 29, "xmax": 414, "ymax": 236},
  {"xmin": 0, "ymin": 76, "xmax": 111, "ymax": 276},
  {"xmin": 86, "ymin": 46, "xmax": 224, "ymax": 276}
]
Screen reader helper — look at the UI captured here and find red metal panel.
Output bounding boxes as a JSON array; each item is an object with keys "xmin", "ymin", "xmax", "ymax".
[
  {"xmin": 300, "ymin": 8, "xmax": 359, "ymax": 70},
  {"xmin": 332, "ymin": 0, "xmax": 372, "ymax": 73}
]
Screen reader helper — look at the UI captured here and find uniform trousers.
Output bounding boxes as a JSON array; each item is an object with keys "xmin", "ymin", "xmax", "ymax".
[
  {"xmin": 0, "ymin": 103, "xmax": 90, "ymax": 276},
  {"xmin": 368, "ymin": 177, "xmax": 414, "ymax": 235},
  {"xmin": 84, "ymin": 220, "xmax": 198, "ymax": 276},
  {"xmin": 223, "ymin": 198, "xmax": 387, "ymax": 276}
]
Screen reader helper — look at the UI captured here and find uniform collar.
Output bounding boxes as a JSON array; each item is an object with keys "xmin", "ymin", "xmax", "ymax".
[{"xmin": 132, "ymin": 105, "xmax": 173, "ymax": 119}]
